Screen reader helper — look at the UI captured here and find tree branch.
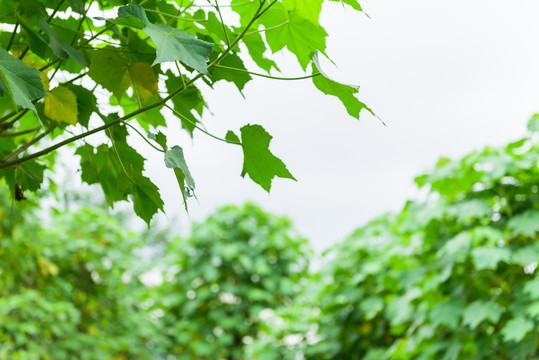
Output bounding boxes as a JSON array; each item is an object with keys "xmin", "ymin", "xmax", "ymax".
[{"xmin": 0, "ymin": 0, "xmax": 273, "ymax": 170}]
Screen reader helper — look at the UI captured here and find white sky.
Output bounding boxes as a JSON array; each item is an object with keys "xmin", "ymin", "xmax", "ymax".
[{"xmin": 125, "ymin": 0, "xmax": 539, "ymax": 252}]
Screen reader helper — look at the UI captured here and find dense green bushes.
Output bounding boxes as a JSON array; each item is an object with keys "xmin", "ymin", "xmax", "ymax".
[
  {"xmin": 2, "ymin": 117, "xmax": 539, "ymax": 359},
  {"xmin": 252, "ymin": 117, "xmax": 539, "ymax": 359}
]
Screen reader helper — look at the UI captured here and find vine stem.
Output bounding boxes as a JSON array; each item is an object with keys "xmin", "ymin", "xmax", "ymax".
[
  {"xmin": 214, "ymin": 65, "xmax": 321, "ymax": 81},
  {"xmin": 164, "ymin": 104, "xmax": 240, "ymax": 145},
  {"xmin": 0, "ymin": 0, "xmax": 274, "ymax": 169},
  {"xmin": 2, "ymin": 127, "xmax": 55, "ymax": 164}
]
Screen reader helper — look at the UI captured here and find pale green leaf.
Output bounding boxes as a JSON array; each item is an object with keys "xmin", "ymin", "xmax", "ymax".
[
  {"xmin": 508, "ymin": 210, "xmax": 539, "ymax": 237},
  {"xmin": 462, "ymin": 301, "xmax": 503, "ymax": 329},
  {"xmin": 262, "ymin": 4, "xmax": 327, "ymax": 70},
  {"xmin": 471, "ymin": 247, "xmax": 511, "ymax": 270},
  {"xmin": 501, "ymin": 317, "xmax": 534, "ymax": 343},
  {"xmin": 143, "ymin": 23, "xmax": 213, "ymax": 73},
  {"xmin": 523, "ymin": 278, "xmax": 539, "ymax": 299}
]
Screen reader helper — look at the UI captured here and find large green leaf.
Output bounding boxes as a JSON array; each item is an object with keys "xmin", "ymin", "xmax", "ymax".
[
  {"xmin": 462, "ymin": 301, "xmax": 503, "ymax": 329},
  {"xmin": 143, "ymin": 23, "xmax": 213, "ymax": 73},
  {"xmin": 262, "ymin": 4, "xmax": 327, "ymax": 70},
  {"xmin": 471, "ymin": 247, "xmax": 511, "ymax": 270},
  {"xmin": 0, "ymin": 47, "xmax": 47, "ymax": 112},
  {"xmin": 501, "ymin": 317, "xmax": 534, "ymax": 343},
  {"xmin": 226, "ymin": 124, "xmax": 295, "ymax": 192}
]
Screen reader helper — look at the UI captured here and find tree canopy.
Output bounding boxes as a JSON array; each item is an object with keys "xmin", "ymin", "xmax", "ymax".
[{"xmin": 0, "ymin": 0, "xmax": 372, "ymax": 223}]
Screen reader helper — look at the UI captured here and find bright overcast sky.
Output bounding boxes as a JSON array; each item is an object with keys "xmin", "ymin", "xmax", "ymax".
[{"xmin": 126, "ymin": 0, "xmax": 539, "ymax": 252}]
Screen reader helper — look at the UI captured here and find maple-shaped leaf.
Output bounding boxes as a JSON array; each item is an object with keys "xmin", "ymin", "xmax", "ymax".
[
  {"xmin": 462, "ymin": 301, "xmax": 503, "ymax": 329},
  {"xmin": 471, "ymin": 246, "xmax": 511, "ymax": 270},
  {"xmin": 283, "ymin": 0, "xmax": 323, "ymax": 24},
  {"xmin": 88, "ymin": 48, "xmax": 158, "ymax": 101},
  {"xmin": 131, "ymin": 174, "xmax": 164, "ymax": 225},
  {"xmin": 312, "ymin": 54, "xmax": 373, "ymax": 119},
  {"xmin": 115, "ymin": 5, "xmax": 213, "ymax": 73},
  {"xmin": 507, "ymin": 210, "xmax": 539, "ymax": 237},
  {"xmin": 501, "ymin": 317, "xmax": 534, "ymax": 343},
  {"xmin": 0, "ymin": 47, "xmax": 47, "ymax": 112},
  {"xmin": 44, "ymin": 85, "xmax": 78, "ymax": 125},
  {"xmin": 144, "ymin": 24, "xmax": 213, "ymax": 73},
  {"xmin": 261, "ymin": 3, "xmax": 327, "ymax": 70},
  {"xmin": 226, "ymin": 124, "xmax": 295, "ymax": 192}
]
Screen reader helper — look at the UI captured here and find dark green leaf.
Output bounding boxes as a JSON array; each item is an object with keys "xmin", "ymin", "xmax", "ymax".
[{"xmin": 0, "ymin": 47, "xmax": 47, "ymax": 112}]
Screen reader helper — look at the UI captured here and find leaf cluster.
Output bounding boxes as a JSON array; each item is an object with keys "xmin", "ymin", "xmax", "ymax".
[{"xmin": 0, "ymin": 0, "xmax": 371, "ymax": 223}]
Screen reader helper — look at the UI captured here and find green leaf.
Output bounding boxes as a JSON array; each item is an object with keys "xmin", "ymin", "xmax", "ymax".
[
  {"xmin": 65, "ymin": 84, "xmax": 97, "ymax": 128},
  {"xmin": 116, "ymin": 96, "xmax": 165, "ymax": 131},
  {"xmin": 44, "ymin": 85, "xmax": 78, "ymax": 125},
  {"xmin": 430, "ymin": 300, "xmax": 465, "ymax": 329},
  {"xmin": 15, "ymin": 160, "xmax": 45, "ymax": 192},
  {"xmin": 211, "ymin": 53, "xmax": 252, "ymax": 91},
  {"xmin": 527, "ymin": 114, "xmax": 539, "ymax": 133},
  {"xmin": 88, "ymin": 48, "xmax": 157, "ymax": 102},
  {"xmin": 283, "ymin": 0, "xmax": 323, "ymax": 24},
  {"xmin": 462, "ymin": 301, "xmax": 503, "ymax": 329},
  {"xmin": 165, "ymin": 145, "xmax": 196, "ymax": 210},
  {"xmin": 330, "ymin": 0, "xmax": 363, "ymax": 11},
  {"xmin": 507, "ymin": 210, "xmax": 539, "ymax": 237},
  {"xmin": 16, "ymin": 13, "xmax": 49, "ymax": 58},
  {"xmin": 131, "ymin": 174, "xmax": 164, "ymax": 225},
  {"xmin": 143, "ymin": 23, "xmax": 213, "ymax": 73},
  {"xmin": 241, "ymin": 31, "xmax": 278, "ymax": 73},
  {"xmin": 501, "ymin": 317, "xmax": 534, "ymax": 343},
  {"xmin": 165, "ymin": 72, "xmax": 204, "ymax": 134},
  {"xmin": 512, "ymin": 244, "xmax": 539, "ymax": 267},
  {"xmin": 116, "ymin": 4, "xmax": 149, "ymax": 29},
  {"xmin": 523, "ymin": 278, "xmax": 539, "ymax": 299},
  {"xmin": 0, "ymin": 47, "xmax": 47, "ymax": 112},
  {"xmin": 262, "ymin": 4, "xmax": 327, "ymax": 70},
  {"xmin": 38, "ymin": 18, "xmax": 87, "ymax": 66},
  {"xmin": 312, "ymin": 54, "xmax": 373, "ymax": 119},
  {"xmin": 227, "ymin": 125, "xmax": 295, "ymax": 192},
  {"xmin": 88, "ymin": 47, "xmax": 130, "ymax": 100},
  {"xmin": 360, "ymin": 296, "xmax": 384, "ymax": 320},
  {"xmin": 471, "ymin": 247, "xmax": 511, "ymax": 270}
]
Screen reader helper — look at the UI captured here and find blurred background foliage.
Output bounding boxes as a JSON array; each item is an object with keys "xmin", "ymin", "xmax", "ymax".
[{"xmin": 1, "ymin": 116, "xmax": 539, "ymax": 359}]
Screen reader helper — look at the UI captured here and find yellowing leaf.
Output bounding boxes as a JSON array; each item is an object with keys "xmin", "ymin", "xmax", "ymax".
[
  {"xmin": 44, "ymin": 86, "xmax": 78, "ymax": 125},
  {"xmin": 124, "ymin": 62, "xmax": 158, "ymax": 102}
]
